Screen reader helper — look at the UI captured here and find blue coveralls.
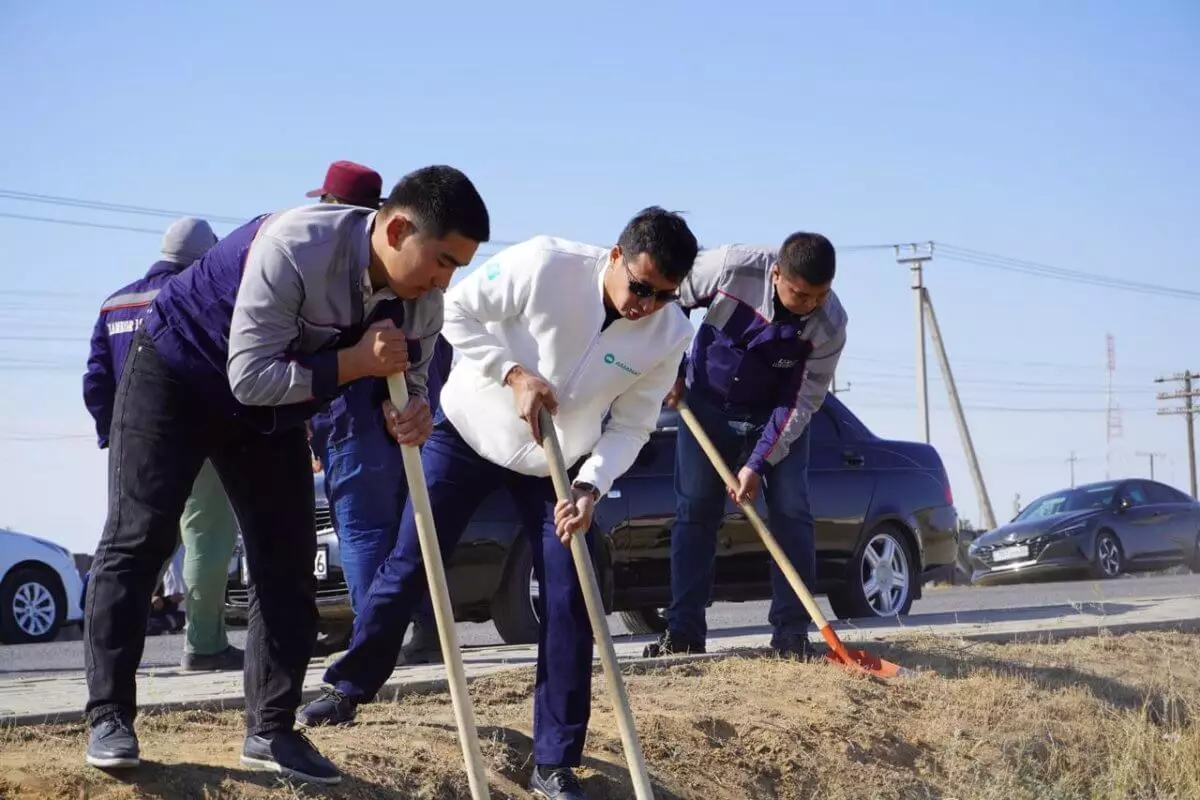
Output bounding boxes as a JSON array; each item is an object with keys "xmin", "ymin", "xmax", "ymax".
[{"xmin": 308, "ymin": 324, "xmax": 454, "ymax": 616}]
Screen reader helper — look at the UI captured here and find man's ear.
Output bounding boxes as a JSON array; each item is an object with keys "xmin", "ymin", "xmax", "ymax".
[
  {"xmin": 609, "ymin": 244, "xmax": 622, "ymax": 266},
  {"xmin": 386, "ymin": 213, "xmax": 414, "ymax": 248}
]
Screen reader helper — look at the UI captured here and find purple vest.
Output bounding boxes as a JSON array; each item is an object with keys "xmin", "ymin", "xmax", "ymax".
[{"xmin": 146, "ymin": 214, "xmax": 330, "ymax": 432}]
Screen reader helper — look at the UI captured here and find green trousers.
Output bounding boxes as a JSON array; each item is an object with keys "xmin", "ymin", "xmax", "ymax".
[{"xmin": 178, "ymin": 459, "xmax": 240, "ymax": 655}]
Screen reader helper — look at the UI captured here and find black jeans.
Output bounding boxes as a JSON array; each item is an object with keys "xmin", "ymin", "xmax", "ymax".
[{"xmin": 84, "ymin": 330, "xmax": 317, "ymax": 736}]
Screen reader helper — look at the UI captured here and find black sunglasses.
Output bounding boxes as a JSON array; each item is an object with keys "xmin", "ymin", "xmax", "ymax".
[{"xmin": 623, "ymin": 259, "xmax": 679, "ymax": 303}]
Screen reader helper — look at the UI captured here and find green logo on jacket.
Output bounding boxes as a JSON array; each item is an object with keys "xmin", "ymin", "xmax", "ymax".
[{"xmin": 604, "ymin": 352, "xmax": 639, "ymax": 375}]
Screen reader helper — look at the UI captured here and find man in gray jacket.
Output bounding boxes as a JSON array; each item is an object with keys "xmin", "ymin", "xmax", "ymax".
[
  {"xmin": 645, "ymin": 233, "xmax": 847, "ymax": 660},
  {"xmin": 82, "ymin": 165, "xmax": 490, "ymax": 786}
]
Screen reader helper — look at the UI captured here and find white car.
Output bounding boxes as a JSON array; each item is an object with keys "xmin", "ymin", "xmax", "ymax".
[{"xmin": 0, "ymin": 529, "xmax": 84, "ymax": 644}]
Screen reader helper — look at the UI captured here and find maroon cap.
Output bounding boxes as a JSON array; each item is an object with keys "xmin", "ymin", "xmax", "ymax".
[{"xmin": 306, "ymin": 160, "xmax": 383, "ymax": 208}]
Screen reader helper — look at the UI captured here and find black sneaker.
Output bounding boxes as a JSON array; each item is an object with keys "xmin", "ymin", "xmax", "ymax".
[
  {"xmin": 397, "ymin": 624, "xmax": 442, "ymax": 665},
  {"xmin": 181, "ymin": 645, "xmax": 245, "ymax": 672},
  {"xmin": 530, "ymin": 765, "xmax": 589, "ymax": 799},
  {"xmin": 771, "ymin": 633, "xmax": 815, "ymax": 661},
  {"xmin": 297, "ymin": 687, "xmax": 357, "ymax": 728},
  {"xmin": 86, "ymin": 711, "xmax": 139, "ymax": 769},
  {"xmin": 642, "ymin": 630, "xmax": 706, "ymax": 658},
  {"xmin": 241, "ymin": 730, "xmax": 340, "ymax": 785}
]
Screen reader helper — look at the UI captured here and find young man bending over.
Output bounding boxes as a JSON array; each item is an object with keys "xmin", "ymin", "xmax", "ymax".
[{"xmin": 298, "ymin": 207, "xmax": 700, "ymax": 800}]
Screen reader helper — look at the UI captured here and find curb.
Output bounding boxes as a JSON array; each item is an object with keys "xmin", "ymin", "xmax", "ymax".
[
  {"xmin": 5, "ymin": 613, "xmax": 1199, "ymax": 728},
  {"xmin": 0, "ymin": 650, "xmax": 721, "ymax": 728}
]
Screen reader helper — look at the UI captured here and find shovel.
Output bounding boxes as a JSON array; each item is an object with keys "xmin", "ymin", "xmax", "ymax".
[
  {"xmin": 675, "ymin": 400, "xmax": 910, "ymax": 680},
  {"xmin": 538, "ymin": 408, "xmax": 657, "ymax": 800},
  {"xmin": 386, "ymin": 374, "xmax": 491, "ymax": 799}
]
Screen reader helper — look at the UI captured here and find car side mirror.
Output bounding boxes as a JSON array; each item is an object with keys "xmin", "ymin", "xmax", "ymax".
[{"xmin": 1117, "ymin": 497, "xmax": 1132, "ymax": 512}]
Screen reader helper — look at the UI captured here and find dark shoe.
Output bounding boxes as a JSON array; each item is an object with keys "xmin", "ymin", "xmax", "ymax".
[
  {"xmin": 241, "ymin": 730, "xmax": 340, "ymax": 785},
  {"xmin": 771, "ymin": 633, "xmax": 816, "ymax": 661},
  {"xmin": 297, "ymin": 687, "xmax": 357, "ymax": 728},
  {"xmin": 86, "ymin": 711, "xmax": 139, "ymax": 769},
  {"xmin": 398, "ymin": 624, "xmax": 442, "ymax": 665},
  {"xmin": 642, "ymin": 630, "xmax": 706, "ymax": 658},
  {"xmin": 530, "ymin": 765, "xmax": 589, "ymax": 799},
  {"xmin": 181, "ymin": 645, "xmax": 245, "ymax": 672}
]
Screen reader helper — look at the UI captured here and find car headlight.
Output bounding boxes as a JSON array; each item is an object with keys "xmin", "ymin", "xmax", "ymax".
[{"xmin": 1047, "ymin": 522, "xmax": 1088, "ymax": 540}]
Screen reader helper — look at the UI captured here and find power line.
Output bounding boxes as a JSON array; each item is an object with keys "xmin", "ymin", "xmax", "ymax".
[
  {"xmin": 0, "ymin": 189, "xmax": 248, "ymax": 224},
  {"xmin": 851, "ymin": 402, "xmax": 1157, "ymax": 414},
  {"xmin": 4, "ymin": 191, "xmax": 1196, "ymax": 302},
  {"xmin": 0, "ymin": 189, "xmax": 522, "ymax": 249},
  {"xmin": 0, "ymin": 212, "xmax": 169, "ymax": 236},
  {"xmin": 934, "ymin": 242, "xmax": 1200, "ymax": 301},
  {"xmin": 842, "ymin": 351, "xmax": 1157, "ymax": 375}
]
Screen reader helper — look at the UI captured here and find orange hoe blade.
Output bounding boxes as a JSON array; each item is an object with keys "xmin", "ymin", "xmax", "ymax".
[{"xmin": 676, "ymin": 401, "xmax": 912, "ymax": 680}]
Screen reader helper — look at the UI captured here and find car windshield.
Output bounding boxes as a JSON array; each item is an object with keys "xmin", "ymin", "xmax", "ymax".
[{"xmin": 1014, "ymin": 483, "xmax": 1119, "ymax": 521}]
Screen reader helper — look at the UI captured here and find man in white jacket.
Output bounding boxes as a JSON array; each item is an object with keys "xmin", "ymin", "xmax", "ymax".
[{"xmin": 298, "ymin": 206, "xmax": 699, "ymax": 800}]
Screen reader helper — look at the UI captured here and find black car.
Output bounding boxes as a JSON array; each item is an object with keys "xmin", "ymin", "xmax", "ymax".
[
  {"xmin": 967, "ymin": 478, "xmax": 1200, "ymax": 585},
  {"xmin": 226, "ymin": 394, "xmax": 960, "ymax": 645}
]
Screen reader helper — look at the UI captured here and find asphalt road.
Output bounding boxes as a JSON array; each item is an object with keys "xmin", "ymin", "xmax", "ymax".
[{"xmin": 3, "ymin": 573, "xmax": 1197, "ymax": 680}]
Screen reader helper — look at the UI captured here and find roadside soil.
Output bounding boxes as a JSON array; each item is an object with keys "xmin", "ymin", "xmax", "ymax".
[{"xmin": 2, "ymin": 630, "xmax": 1197, "ymax": 799}]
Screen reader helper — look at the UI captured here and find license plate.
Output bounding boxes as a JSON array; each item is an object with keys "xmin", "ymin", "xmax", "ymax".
[
  {"xmin": 992, "ymin": 544, "xmax": 1029, "ymax": 563},
  {"xmin": 241, "ymin": 546, "xmax": 329, "ymax": 584}
]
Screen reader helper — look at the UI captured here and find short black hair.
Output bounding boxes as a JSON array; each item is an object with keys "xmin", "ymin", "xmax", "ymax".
[
  {"xmin": 616, "ymin": 206, "xmax": 699, "ymax": 284},
  {"xmin": 778, "ymin": 232, "xmax": 835, "ymax": 285},
  {"xmin": 381, "ymin": 165, "xmax": 490, "ymax": 243}
]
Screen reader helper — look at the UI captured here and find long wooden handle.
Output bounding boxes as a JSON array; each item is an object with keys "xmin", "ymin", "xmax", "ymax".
[
  {"xmin": 538, "ymin": 408, "xmax": 655, "ymax": 800},
  {"xmin": 675, "ymin": 401, "xmax": 832, "ymax": 632},
  {"xmin": 386, "ymin": 374, "xmax": 489, "ymax": 800}
]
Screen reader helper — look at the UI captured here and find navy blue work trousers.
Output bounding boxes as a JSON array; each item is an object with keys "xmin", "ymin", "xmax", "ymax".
[{"xmin": 323, "ymin": 414, "xmax": 595, "ymax": 767}]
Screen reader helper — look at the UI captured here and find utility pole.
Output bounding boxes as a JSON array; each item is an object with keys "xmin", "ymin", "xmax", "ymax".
[
  {"xmin": 1134, "ymin": 451, "xmax": 1166, "ymax": 481},
  {"xmin": 895, "ymin": 242, "xmax": 934, "ymax": 443},
  {"xmin": 1155, "ymin": 371, "xmax": 1199, "ymax": 497},
  {"xmin": 1067, "ymin": 451, "xmax": 1077, "ymax": 488},
  {"xmin": 1012, "ymin": 493, "xmax": 1021, "ymax": 519},
  {"xmin": 922, "ymin": 287, "xmax": 996, "ymax": 530},
  {"xmin": 1105, "ymin": 335, "xmax": 1123, "ymax": 479}
]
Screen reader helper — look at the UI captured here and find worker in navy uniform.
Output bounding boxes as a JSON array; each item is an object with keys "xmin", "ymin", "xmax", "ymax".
[
  {"xmin": 81, "ymin": 166, "xmax": 489, "ymax": 785},
  {"xmin": 644, "ymin": 233, "xmax": 847, "ymax": 661}
]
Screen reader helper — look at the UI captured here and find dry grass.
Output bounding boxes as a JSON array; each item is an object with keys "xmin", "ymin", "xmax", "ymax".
[{"xmin": 1, "ymin": 630, "xmax": 1198, "ymax": 799}]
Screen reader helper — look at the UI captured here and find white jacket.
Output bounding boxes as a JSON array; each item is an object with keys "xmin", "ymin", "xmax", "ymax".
[{"xmin": 439, "ymin": 236, "xmax": 693, "ymax": 495}]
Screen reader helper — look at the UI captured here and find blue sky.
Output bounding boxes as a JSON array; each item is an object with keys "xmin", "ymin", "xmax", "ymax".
[{"xmin": 1, "ymin": 1, "xmax": 1198, "ymax": 553}]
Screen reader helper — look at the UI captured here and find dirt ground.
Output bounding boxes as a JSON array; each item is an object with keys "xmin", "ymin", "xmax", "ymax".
[{"xmin": 2, "ymin": 630, "xmax": 1198, "ymax": 800}]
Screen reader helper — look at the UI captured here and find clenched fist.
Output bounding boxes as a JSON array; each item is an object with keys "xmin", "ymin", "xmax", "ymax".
[
  {"xmin": 664, "ymin": 376, "xmax": 685, "ymax": 409},
  {"xmin": 382, "ymin": 396, "xmax": 433, "ymax": 447},
  {"xmin": 505, "ymin": 365, "xmax": 559, "ymax": 443},
  {"xmin": 339, "ymin": 320, "xmax": 409, "ymax": 384}
]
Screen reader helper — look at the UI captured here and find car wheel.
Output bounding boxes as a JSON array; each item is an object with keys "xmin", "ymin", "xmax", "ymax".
[
  {"xmin": 1190, "ymin": 534, "xmax": 1200, "ymax": 574},
  {"xmin": 1091, "ymin": 531, "xmax": 1124, "ymax": 579},
  {"xmin": 618, "ymin": 608, "xmax": 668, "ymax": 635},
  {"xmin": 0, "ymin": 566, "xmax": 66, "ymax": 644},
  {"xmin": 490, "ymin": 537, "xmax": 541, "ymax": 645},
  {"xmin": 828, "ymin": 525, "xmax": 916, "ymax": 620}
]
